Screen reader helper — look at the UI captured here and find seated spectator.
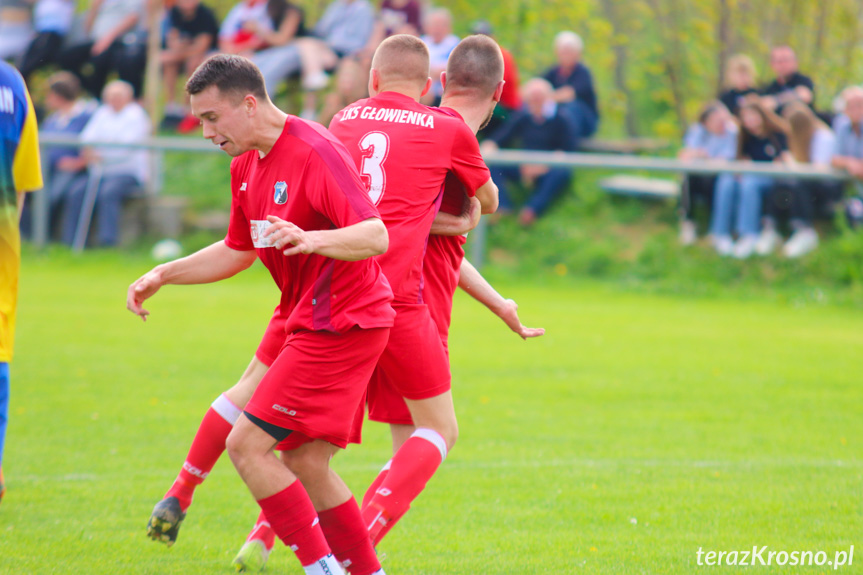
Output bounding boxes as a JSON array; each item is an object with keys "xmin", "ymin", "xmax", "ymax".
[
  {"xmin": 378, "ymin": 0, "xmax": 421, "ymax": 38},
  {"xmin": 60, "ymin": 80, "xmax": 150, "ymax": 247},
  {"xmin": 17, "ymin": 0, "xmax": 76, "ymax": 83},
  {"xmin": 419, "ymin": 8, "xmax": 459, "ymax": 105},
  {"xmin": 831, "ymin": 86, "xmax": 863, "ymax": 230},
  {"xmin": 761, "ymin": 45, "xmax": 815, "ymax": 113},
  {"xmin": 718, "ymin": 54, "xmax": 758, "ymax": 117},
  {"xmin": 20, "ymin": 72, "xmax": 94, "ymax": 238},
  {"xmin": 472, "ymin": 21, "xmax": 521, "ymax": 136},
  {"xmin": 248, "ymin": 0, "xmax": 306, "ymax": 97},
  {"xmin": 677, "ymin": 101, "xmax": 738, "ymax": 245},
  {"xmin": 710, "ymin": 102, "xmax": 786, "ymax": 258},
  {"xmin": 160, "ymin": 0, "xmax": 219, "ymax": 129},
  {"xmin": 291, "ymin": 0, "xmax": 375, "ymax": 119},
  {"xmin": 758, "ymin": 102, "xmax": 838, "ymax": 258},
  {"xmin": 218, "ymin": 0, "xmax": 272, "ymax": 56},
  {"xmin": 542, "ymin": 30, "xmax": 599, "ymax": 140},
  {"xmin": 0, "ymin": 0, "xmax": 33, "ymax": 63},
  {"xmin": 481, "ymin": 78, "xmax": 577, "ymax": 227},
  {"xmin": 56, "ymin": 0, "xmax": 149, "ymax": 99}
]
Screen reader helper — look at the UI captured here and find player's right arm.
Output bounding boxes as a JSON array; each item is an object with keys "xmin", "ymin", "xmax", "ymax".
[
  {"xmin": 458, "ymin": 259, "xmax": 545, "ymax": 340},
  {"xmin": 126, "ymin": 241, "xmax": 257, "ymax": 321},
  {"xmin": 473, "ymin": 177, "xmax": 499, "ymax": 214}
]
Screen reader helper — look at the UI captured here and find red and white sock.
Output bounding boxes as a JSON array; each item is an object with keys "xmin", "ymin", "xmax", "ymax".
[
  {"xmin": 361, "ymin": 428, "xmax": 447, "ymax": 545},
  {"xmin": 165, "ymin": 394, "xmax": 241, "ymax": 511},
  {"xmin": 246, "ymin": 510, "xmax": 275, "ymax": 551},
  {"xmin": 257, "ymin": 481, "xmax": 342, "ymax": 574},
  {"xmin": 318, "ymin": 498, "xmax": 381, "ymax": 575},
  {"xmin": 361, "ymin": 460, "xmax": 391, "ymax": 510}
]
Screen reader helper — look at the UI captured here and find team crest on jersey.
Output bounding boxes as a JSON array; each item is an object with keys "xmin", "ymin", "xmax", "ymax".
[{"xmin": 274, "ymin": 181, "xmax": 288, "ymax": 204}]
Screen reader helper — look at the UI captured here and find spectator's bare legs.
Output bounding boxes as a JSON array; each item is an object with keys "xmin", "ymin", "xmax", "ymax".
[
  {"xmin": 295, "ymin": 38, "xmax": 339, "ymax": 119},
  {"xmin": 160, "ymin": 50, "xmax": 185, "ymax": 113},
  {"xmin": 319, "ymin": 57, "xmax": 369, "ymax": 126}
]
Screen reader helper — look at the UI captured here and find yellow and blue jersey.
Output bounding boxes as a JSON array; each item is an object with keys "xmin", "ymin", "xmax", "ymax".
[{"xmin": 0, "ymin": 61, "xmax": 42, "ymax": 363}]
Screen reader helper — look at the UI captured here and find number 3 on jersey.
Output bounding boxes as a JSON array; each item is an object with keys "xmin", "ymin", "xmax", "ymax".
[{"xmin": 359, "ymin": 131, "xmax": 389, "ymax": 205}]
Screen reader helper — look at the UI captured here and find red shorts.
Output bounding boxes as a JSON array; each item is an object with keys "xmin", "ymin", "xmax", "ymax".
[
  {"xmin": 422, "ymin": 234, "xmax": 466, "ymax": 348},
  {"xmin": 367, "ymin": 303, "xmax": 450, "ymax": 425},
  {"xmin": 255, "ymin": 307, "xmax": 288, "ymax": 367},
  {"xmin": 245, "ymin": 326, "xmax": 389, "ymax": 449}
]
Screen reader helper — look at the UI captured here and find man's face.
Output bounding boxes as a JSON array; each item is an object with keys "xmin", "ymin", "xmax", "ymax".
[
  {"xmin": 177, "ymin": 0, "xmax": 199, "ymax": 16},
  {"xmin": 770, "ymin": 48, "xmax": 797, "ymax": 79},
  {"xmin": 846, "ymin": 94, "xmax": 863, "ymax": 125},
  {"xmin": 191, "ymin": 86, "xmax": 253, "ymax": 157},
  {"xmin": 104, "ymin": 85, "xmax": 131, "ymax": 112},
  {"xmin": 556, "ymin": 45, "xmax": 580, "ymax": 69}
]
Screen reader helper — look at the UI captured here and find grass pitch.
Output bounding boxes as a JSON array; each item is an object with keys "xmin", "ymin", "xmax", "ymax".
[{"xmin": 1, "ymin": 250, "xmax": 861, "ymax": 574}]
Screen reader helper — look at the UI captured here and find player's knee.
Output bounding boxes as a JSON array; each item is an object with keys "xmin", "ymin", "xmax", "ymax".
[
  {"xmin": 225, "ymin": 427, "xmax": 250, "ymax": 469},
  {"xmin": 281, "ymin": 447, "xmax": 328, "ymax": 484}
]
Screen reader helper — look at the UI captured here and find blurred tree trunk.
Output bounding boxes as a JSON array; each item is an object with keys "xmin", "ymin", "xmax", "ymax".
[
  {"xmin": 716, "ymin": 0, "xmax": 731, "ymax": 94},
  {"xmin": 646, "ymin": 0, "xmax": 688, "ymax": 134},
  {"xmin": 600, "ymin": 0, "xmax": 638, "ymax": 136}
]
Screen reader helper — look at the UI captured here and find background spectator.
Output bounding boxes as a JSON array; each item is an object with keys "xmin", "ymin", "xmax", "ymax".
[
  {"xmin": 292, "ymin": 0, "xmax": 375, "ymax": 119},
  {"xmin": 248, "ymin": 0, "xmax": 306, "ymax": 97},
  {"xmin": 719, "ymin": 54, "xmax": 758, "ymax": 117},
  {"xmin": 472, "ymin": 21, "xmax": 521, "ymax": 136},
  {"xmin": 17, "ymin": 0, "xmax": 76, "ymax": 83},
  {"xmin": 378, "ymin": 0, "xmax": 420, "ymax": 37},
  {"xmin": 20, "ymin": 72, "xmax": 94, "ymax": 238},
  {"xmin": 761, "ymin": 45, "xmax": 815, "ymax": 113},
  {"xmin": 218, "ymin": 0, "xmax": 272, "ymax": 55},
  {"xmin": 56, "ymin": 0, "xmax": 149, "ymax": 99},
  {"xmin": 0, "ymin": 0, "xmax": 33, "ymax": 63},
  {"xmin": 677, "ymin": 101, "xmax": 738, "ymax": 245},
  {"xmin": 831, "ymin": 86, "xmax": 863, "ymax": 179},
  {"xmin": 160, "ymin": 0, "xmax": 219, "ymax": 130},
  {"xmin": 543, "ymin": 30, "xmax": 599, "ymax": 140},
  {"xmin": 482, "ymin": 78, "xmax": 577, "ymax": 227},
  {"xmin": 710, "ymin": 102, "xmax": 785, "ymax": 258},
  {"xmin": 420, "ymin": 8, "xmax": 459, "ymax": 105},
  {"xmin": 759, "ymin": 102, "xmax": 838, "ymax": 258},
  {"xmin": 61, "ymin": 80, "xmax": 150, "ymax": 248}
]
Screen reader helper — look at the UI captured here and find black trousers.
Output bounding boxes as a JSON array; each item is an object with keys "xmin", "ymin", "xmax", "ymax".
[
  {"xmin": 766, "ymin": 179, "xmax": 845, "ymax": 226},
  {"xmin": 18, "ymin": 31, "xmax": 64, "ymax": 82},
  {"xmin": 680, "ymin": 174, "xmax": 716, "ymax": 221},
  {"xmin": 57, "ymin": 39, "xmax": 147, "ymax": 98}
]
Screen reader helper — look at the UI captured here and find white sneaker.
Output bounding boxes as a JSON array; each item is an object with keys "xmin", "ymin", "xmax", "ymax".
[
  {"xmin": 713, "ymin": 235, "xmax": 734, "ymax": 256},
  {"xmin": 782, "ymin": 228, "xmax": 819, "ymax": 258},
  {"xmin": 755, "ymin": 228, "xmax": 781, "ymax": 255},
  {"xmin": 679, "ymin": 220, "xmax": 697, "ymax": 246},
  {"xmin": 733, "ymin": 235, "xmax": 758, "ymax": 259},
  {"xmin": 302, "ymin": 71, "xmax": 329, "ymax": 91}
]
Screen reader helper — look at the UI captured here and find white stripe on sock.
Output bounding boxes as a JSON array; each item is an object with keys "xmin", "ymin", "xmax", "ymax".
[
  {"xmin": 211, "ymin": 393, "xmax": 242, "ymax": 425},
  {"xmin": 411, "ymin": 428, "xmax": 448, "ymax": 462}
]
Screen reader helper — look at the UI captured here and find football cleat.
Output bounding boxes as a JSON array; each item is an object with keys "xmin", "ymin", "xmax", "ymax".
[
  {"xmin": 146, "ymin": 496, "xmax": 186, "ymax": 547},
  {"xmin": 232, "ymin": 539, "xmax": 271, "ymax": 572}
]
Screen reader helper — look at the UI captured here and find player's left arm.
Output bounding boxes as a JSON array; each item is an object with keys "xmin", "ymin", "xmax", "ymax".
[
  {"xmin": 430, "ymin": 195, "xmax": 481, "ymax": 236},
  {"xmin": 264, "ymin": 216, "xmax": 388, "ymax": 261},
  {"xmin": 458, "ymin": 258, "xmax": 545, "ymax": 340}
]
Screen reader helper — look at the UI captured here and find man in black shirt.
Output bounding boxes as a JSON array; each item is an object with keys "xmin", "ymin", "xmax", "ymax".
[
  {"xmin": 761, "ymin": 46, "xmax": 815, "ymax": 113},
  {"xmin": 482, "ymin": 78, "xmax": 576, "ymax": 226},
  {"xmin": 161, "ymin": 0, "xmax": 220, "ymax": 128},
  {"xmin": 542, "ymin": 30, "xmax": 598, "ymax": 140}
]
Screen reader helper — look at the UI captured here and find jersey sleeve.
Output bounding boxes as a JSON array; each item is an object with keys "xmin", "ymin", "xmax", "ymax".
[
  {"xmin": 306, "ymin": 147, "xmax": 380, "ymax": 229},
  {"xmin": 448, "ymin": 122, "xmax": 491, "ymax": 197},
  {"xmin": 13, "ymin": 88, "xmax": 43, "ymax": 193},
  {"xmin": 224, "ymin": 159, "xmax": 254, "ymax": 251}
]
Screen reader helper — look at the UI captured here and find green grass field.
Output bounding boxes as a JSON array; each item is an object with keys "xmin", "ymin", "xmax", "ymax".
[{"xmin": 1, "ymin": 250, "xmax": 862, "ymax": 574}]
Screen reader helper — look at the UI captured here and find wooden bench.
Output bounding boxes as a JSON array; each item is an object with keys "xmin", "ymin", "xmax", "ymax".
[{"xmin": 599, "ymin": 175, "xmax": 680, "ymax": 200}]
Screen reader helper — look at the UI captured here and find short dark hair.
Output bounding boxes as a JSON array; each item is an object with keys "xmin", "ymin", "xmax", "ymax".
[
  {"xmin": 444, "ymin": 35, "xmax": 503, "ymax": 97},
  {"xmin": 372, "ymin": 34, "xmax": 430, "ymax": 86},
  {"xmin": 185, "ymin": 54, "xmax": 268, "ymax": 103},
  {"xmin": 47, "ymin": 71, "xmax": 81, "ymax": 102}
]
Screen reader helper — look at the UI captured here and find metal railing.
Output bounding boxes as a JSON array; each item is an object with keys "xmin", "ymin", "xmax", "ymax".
[{"xmin": 35, "ymin": 135, "xmax": 853, "ymax": 262}]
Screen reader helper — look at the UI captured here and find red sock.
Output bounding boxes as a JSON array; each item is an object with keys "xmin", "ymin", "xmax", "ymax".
[
  {"xmin": 361, "ymin": 429, "xmax": 447, "ymax": 544},
  {"xmin": 246, "ymin": 510, "xmax": 275, "ymax": 550},
  {"xmin": 165, "ymin": 395, "xmax": 240, "ymax": 511},
  {"xmin": 257, "ymin": 481, "xmax": 331, "ymax": 567},
  {"xmin": 372, "ymin": 507, "xmax": 405, "ymax": 546},
  {"xmin": 318, "ymin": 498, "xmax": 381, "ymax": 575},
  {"xmin": 361, "ymin": 461, "xmax": 390, "ymax": 510}
]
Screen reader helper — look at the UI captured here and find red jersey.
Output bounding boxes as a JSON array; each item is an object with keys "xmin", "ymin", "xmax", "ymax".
[
  {"xmin": 328, "ymin": 91, "xmax": 490, "ymax": 304},
  {"xmin": 500, "ymin": 47, "xmax": 522, "ymax": 110},
  {"xmin": 225, "ymin": 116, "xmax": 396, "ymax": 334},
  {"xmin": 422, "ymin": 171, "xmax": 467, "ymax": 344}
]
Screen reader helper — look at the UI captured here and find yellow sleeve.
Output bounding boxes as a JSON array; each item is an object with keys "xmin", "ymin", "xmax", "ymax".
[{"xmin": 13, "ymin": 88, "xmax": 43, "ymax": 193}]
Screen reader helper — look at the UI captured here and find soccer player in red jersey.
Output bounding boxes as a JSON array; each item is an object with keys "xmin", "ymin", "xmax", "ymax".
[
  {"xmin": 360, "ymin": 34, "xmax": 545, "ymax": 545},
  {"xmin": 327, "ymin": 34, "xmax": 503, "ymax": 546},
  {"xmin": 127, "ymin": 54, "xmax": 393, "ymax": 575}
]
